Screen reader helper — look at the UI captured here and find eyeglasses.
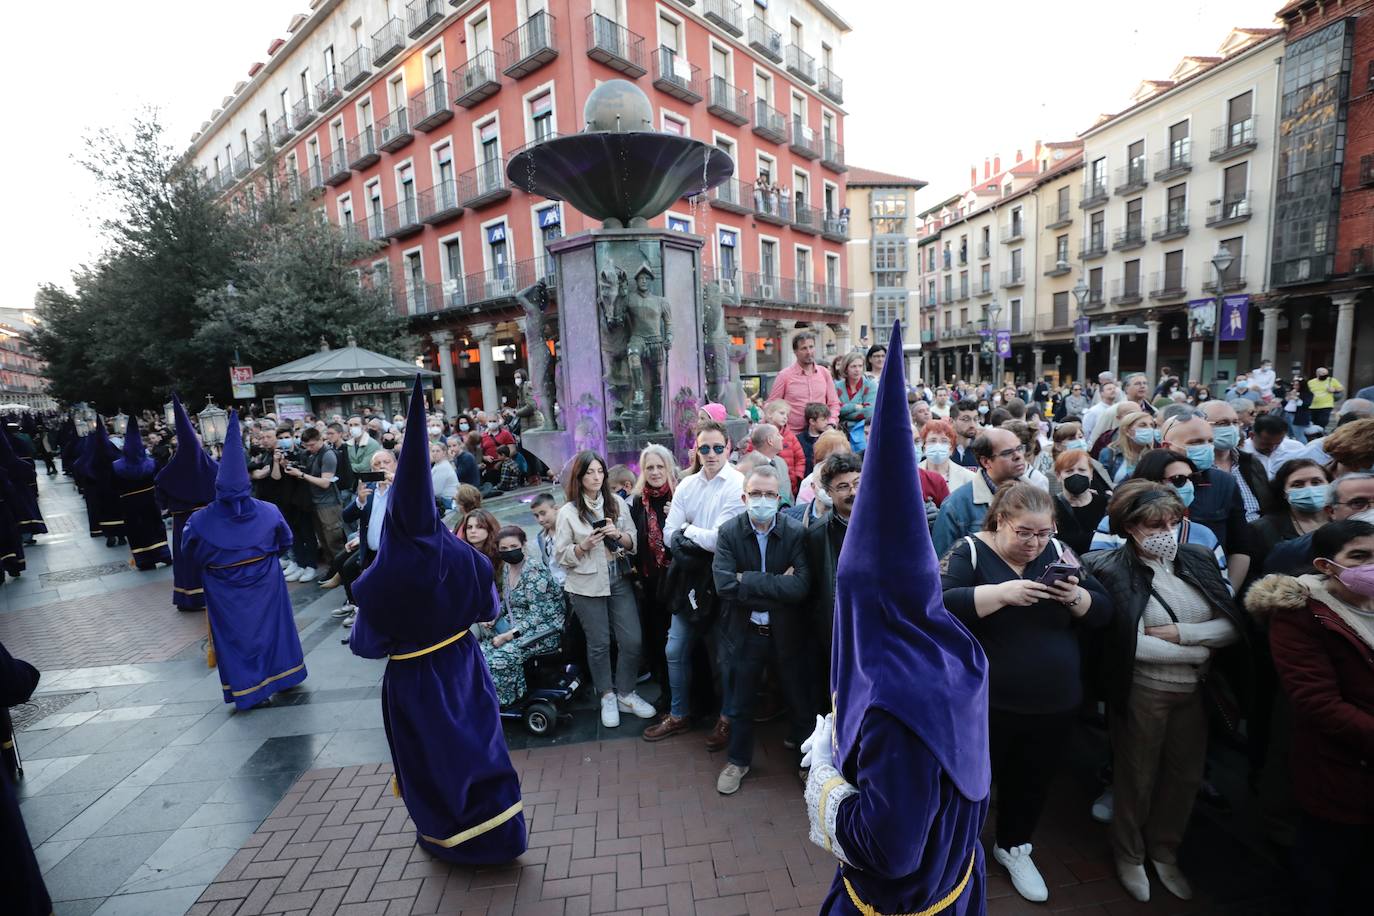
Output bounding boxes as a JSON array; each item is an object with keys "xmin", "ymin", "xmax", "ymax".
[
  {"xmin": 696, "ymin": 443, "xmax": 727, "ymax": 455},
  {"xmin": 1010, "ymin": 527, "xmax": 1055, "ymax": 544},
  {"xmin": 745, "ymin": 490, "xmax": 779, "ymax": 500},
  {"xmin": 994, "ymin": 445, "xmax": 1026, "ymax": 460},
  {"xmin": 1164, "ymin": 473, "xmax": 1203, "ymax": 488},
  {"xmin": 829, "ymin": 481, "xmax": 858, "ymax": 494},
  {"xmin": 1335, "ymin": 496, "xmax": 1373, "ymax": 512}
]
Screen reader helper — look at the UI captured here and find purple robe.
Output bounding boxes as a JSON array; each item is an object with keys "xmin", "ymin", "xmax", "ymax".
[{"xmin": 155, "ymin": 394, "xmax": 217, "ymax": 610}]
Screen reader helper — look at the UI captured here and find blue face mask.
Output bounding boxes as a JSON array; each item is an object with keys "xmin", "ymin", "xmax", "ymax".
[
  {"xmin": 746, "ymin": 496, "xmax": 780, "ymax": 524},
  {"xmin": 1185, "ymin": 443, "xmax": 1215, "ymax": 470},
  {"xmin": 1174, "ymin": 480, "xmax": 1196, "ymax": 507},
  {"xmin": 1212, "ymin": 425, "xmax": 1240, "ymax": 451},
  {"xmin": 1288, "ymin": 483, "xmax": 1331, "ymax": 512},
  {"xmin": 1132, "ymin": 427, "xmax": 1160, "ymax": 446},
  {"xmin": 925, "ymin": 443, "xmax": 951, "ymax": 465},
  {"xmin": 1066, "ymin": 438, "xmax": 1089, "ymax": 452}
]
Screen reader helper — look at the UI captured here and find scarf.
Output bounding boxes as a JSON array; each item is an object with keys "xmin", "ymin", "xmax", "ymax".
[
  {"xmin": 1300, "ymin": 574, "xmax": 1374, "ymax": 653},
  {"xmin": 641, "ymin": 483, "xmax": 672, "ymax": 573}
]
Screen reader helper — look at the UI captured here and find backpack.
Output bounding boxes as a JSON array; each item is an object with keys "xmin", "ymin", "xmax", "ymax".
[{"xmin": 330, "ymin": 444, "xmax": 356, "ymax": 494}]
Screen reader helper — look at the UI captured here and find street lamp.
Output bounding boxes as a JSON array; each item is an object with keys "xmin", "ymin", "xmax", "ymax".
[
  {"xmin": 1071, "ymin": 276, "xmax": 1090, "ymax": 384},
  {"xmin": 111, "ymin": 410, "xmax": 129, "ymax": 436},
  {"xmin": 163, "ymin": 400, "xmax": 176, "ymax": 428},
  {"xmin": 73, "ymin": 403, "xmax": 96, "ymax": 437},
  {"xmin": 197, "ymin": 397, "xmax": 229, "ymax": 447},
  {"xmin": 1210, "ymin": 243, "xmax": 1234, "ymax": 390},
  {"xmin": 988, "ymin": 301, "xmax": 1004, "ymax": 384}
]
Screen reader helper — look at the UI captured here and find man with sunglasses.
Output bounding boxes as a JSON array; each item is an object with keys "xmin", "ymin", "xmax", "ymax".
[
  {"xmin": 1266, "ymin": 472, "xmax": 1374, "ymax": 576},
  {"xmin": 1160, "ymin": 411, "xmax": 1252, "ymax": 590},
  {"xmin": 1200, "ymin": 400, "xmax": 1278, "ymax": 523},
  {"xmin": 933, "ymin": 427, "xmax": 1027, "ymax": 556},
  {"xmin": 646, "ymin": 421, "xmax": 745, "ymax": 746}
]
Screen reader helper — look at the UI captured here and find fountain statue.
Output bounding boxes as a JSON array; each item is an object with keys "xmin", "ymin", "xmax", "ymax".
[{"xmin": 507, "ymin": 79, "xmax": 734, "ymax": 474}]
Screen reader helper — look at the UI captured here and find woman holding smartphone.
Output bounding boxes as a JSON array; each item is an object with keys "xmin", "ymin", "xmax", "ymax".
[{"xmin": 940, "ymin": 481, "xmax": 1114, "ymax": 904}]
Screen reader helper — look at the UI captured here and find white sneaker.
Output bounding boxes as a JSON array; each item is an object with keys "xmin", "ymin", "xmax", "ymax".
[
  {"xmin": 600, "ymin": 693, "xmax": 620, "ymax": 728},
  {"xmin": 616, "ymin": 692, "xmax": 656, "ymax": 719},
  {"xmin": 279, "ymin": 557, "xmax": 290, "ymax": 569},
  {"xmin": 1091, "ymin": 787, "xmax": 1114, "ymax": 823},
  {"xmin": 294, "ymin": 568, "xmax": 317, "ymax": 583},
  {"xmin": 993, "ymin": 844, "xmax": 1048, "ymax": 903},
  {"xmin": 342, "ymin": 612, "xmax": 356, "ymax": 628},
  {"xmin": 1151, "ymin": 860, "xmax": 1192, "ymax": 900},
  {"xmin": 1116, "ymin": 860, "xmax": 1150, "ymax": 902},
  {"xmin": 331, "ymin": 603, "xmax": 355, "ymax": 618}
]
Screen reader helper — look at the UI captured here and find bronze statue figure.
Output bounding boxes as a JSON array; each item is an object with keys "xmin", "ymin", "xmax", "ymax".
[{"xmin": 624, "ymin": 263, "xmax": 673, "ymax": 431}]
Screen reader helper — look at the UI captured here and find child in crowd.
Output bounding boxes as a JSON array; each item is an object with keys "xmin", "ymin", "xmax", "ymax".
[
  {"xmin": 607, "ymin": 465, "xmax": 636, "ymax": 501},
  {"xmin": 530, "ymin": 492, "xmax": 565, "ymax": 585}
]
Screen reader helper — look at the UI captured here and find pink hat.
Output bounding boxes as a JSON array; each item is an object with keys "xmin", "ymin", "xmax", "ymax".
[{"xmin": 700, "ymin": 403, "xmax": 727, "ymax": 423}]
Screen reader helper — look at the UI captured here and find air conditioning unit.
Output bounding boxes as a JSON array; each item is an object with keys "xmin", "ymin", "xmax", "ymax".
[
  {"xmin": 758, "ymin": 283, "xmax": 775, "ymax": 299},
  {"xmin": 719, "ymin": 277, "xmax": 737, "ymax": 295},
  {"xmin": 807, "ymin": 289, "xmax": 821, "ymax": 305}
]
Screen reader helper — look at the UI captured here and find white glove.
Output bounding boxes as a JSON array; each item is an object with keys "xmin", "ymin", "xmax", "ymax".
[{"xmin": 800, "ymin": 713, "xmax": 834, "ymax": 771}]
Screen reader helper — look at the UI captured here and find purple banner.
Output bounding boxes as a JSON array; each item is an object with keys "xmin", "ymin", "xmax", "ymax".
[
  {"xmin": 1219, "ymin": 294, "xmax": 1249, "ymax": 341},
  {"xmin": 996, "ymin": 330, "xmax": 1012, "ymax": 358},
  {"xmin": 1074, "ymin": 317, "xmax": 1091, "ymax": 353}
]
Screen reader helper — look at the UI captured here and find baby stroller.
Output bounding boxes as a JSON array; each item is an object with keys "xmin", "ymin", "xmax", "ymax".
[{"xmin": 498, "ymin": 618, "xmax": 584, "ymax": 736}]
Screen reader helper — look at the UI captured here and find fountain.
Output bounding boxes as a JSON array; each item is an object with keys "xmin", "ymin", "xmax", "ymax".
[{"xmin": 508, "ymin": 79, "xmax": 737, "ymax": 474}]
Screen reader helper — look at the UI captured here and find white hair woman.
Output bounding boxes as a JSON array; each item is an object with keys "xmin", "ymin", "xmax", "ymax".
[{"xmin": 629, "ymin": 444, "xmax": 679, "ymax": 705}]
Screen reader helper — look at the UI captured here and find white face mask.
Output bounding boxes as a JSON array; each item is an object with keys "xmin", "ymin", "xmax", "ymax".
[
  {"xmin": 348, "ymin": 426, "xmax": 363, "ymax": 439},
  {"xmin": 1138, "ymin": 530, "xmax": 1178, "ymax": 563},
  {"xmin": 428, "ymin": 426, "xmax": 441, "ymax": 437}
]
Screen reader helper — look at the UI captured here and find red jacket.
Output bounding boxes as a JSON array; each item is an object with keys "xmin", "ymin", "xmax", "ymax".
[
  {"xmin": 918, "ymin": 468, "xmax": 951, "ymax": 507},
  {"xmin": 743, "ymin": 430, "xmax": 807, "ymax": 490},
  {"xmin": 480, "ymin": 428, "xmax": 516, "ymax": 461},
  {"xmin": 1248, "ymin": 574, "xmax": 1374, "ymax": 825}
]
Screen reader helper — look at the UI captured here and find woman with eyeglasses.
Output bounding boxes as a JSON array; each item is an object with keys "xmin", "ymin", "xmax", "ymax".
[
  {"xmin": 1101, "ymin": 411, "xmax": 1159, "ymax": 484},
  {"xmin": 1088, "ymin": 450, "xmax": 1228, "ymax": 574},
  {"xmin": 940, "ymin": 481, "xmax": 1112, "ymax": 903},
  {"xmin": 1083, "ymin": 481, "xmax": 1244, "ymax": 903}
]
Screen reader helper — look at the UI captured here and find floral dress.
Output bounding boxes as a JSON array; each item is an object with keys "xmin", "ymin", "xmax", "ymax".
[{"xmin": 479, "ymin": 559, "xmax": 566, "ymax": 706}]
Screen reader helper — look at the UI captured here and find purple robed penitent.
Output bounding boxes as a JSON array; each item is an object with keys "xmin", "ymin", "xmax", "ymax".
[
  {"xmin": 824, "ymin": 321, "xmax": 991, "ymax": 915},
  {"xmin": 155, "ymin": 394, "xmax": 218, "ymax": 609},
  {"xmin": 73, "ymin": 422, "xmax": 126, "ymax": 541},
  {"xmin": 0, "ymin": 426, "xmax": 45, "ymax": 537},
  {"xmin": 112, "ymin": 419, "xmax": 171, "ymax": 570},
  {"xmin": 350, "ymin": 376, "xmax": 526, "ymax": 865},
  {"xmin": 183, "ymin": 410, "xmax": 306, "ymax": 709}
]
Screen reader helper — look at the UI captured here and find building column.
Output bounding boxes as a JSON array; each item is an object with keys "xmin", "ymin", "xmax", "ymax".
[
  {"xmin": 1260, "ymin": 305, "xmax": 1281, "ymax": 368},
  {"xmin": 469, "ymin": 323, "xmax": 500, "ymax": 413},
  {"xmin": 741, "ymin": 317, "xmax": 760, "ymax": 376},
  {"xmin": 430, "ymin": 330, "xmax": 458, "ymax": 420},
  {"xmin": 1332, "ymin": 294, "xmax": 1358, "ymax": 393},
  {"xmin": 1144, "ymin": 319, "xmax": 1161, "ymax": 384},
  {"xmin": 830, "ymin": 322, "xmax": 852, "ymax": 358},
  {"xmin": 1188, "ymin": 338, "xmax": 1204, "ymax": 385},
  {"xmin": 1032, "ymin": 346, "xmax": 1045, "ymax": 381},
  {"xmin": 1076, "ymin": 338, "xmax": 1087, "ymax": 387},
  {"xmin": 1108, "ymin": 333, "xmax": 1121, "ymax": 381}
]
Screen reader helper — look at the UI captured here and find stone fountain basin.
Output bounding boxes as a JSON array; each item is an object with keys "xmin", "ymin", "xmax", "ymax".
[{"xmin": 506, "ymin": 132, "xmax": 734, "ymax": 228}]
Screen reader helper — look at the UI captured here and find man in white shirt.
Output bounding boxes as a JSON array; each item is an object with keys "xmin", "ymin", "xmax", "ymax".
[
  {"xmin": 1250, "ymin": 359, "xmax": 1276, "ymax": 398},
  {"xmin": 1244, "ymin": 413, "xmax": 1310, "ymax": 478},
  {"xmin": 1083, "ymin": 381, "xmax": 1122, "ymax": 445},
  {"xmin": 643, "ymin": 420, "xmax": 745, "ymax": 747}
]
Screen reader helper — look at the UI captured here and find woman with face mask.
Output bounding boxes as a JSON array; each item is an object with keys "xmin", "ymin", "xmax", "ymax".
[
  {"xmin": 1245, "ymin": 519, "xmax": 1374, "ymax": 915},
  {"xmin": 477, "ymin": 525, "xmax": 565, "ymax": 707},
  {"xmin": 1102, "ymin": 411, "xmax": 1159, "ymax": 484},
  {"xmin": 1048, "ymin": 422, "xmax": 1113, "ymax": 497},
  {"xmin": 1083, "ymin": 481, "xmax": 1245, "ymax": 904},
  {"xmin": 917, "ymin": 418, "xmax": 975, "ymax": 493},
  {"xmin": 1250, "ymin": 459, "xmax": 1332, "ymax": 561},
  {"xmin": 1052, "ymin": 449, "xmax": 1108, "ymax": 556},
  {"xmin": 1087, "ymin": 451, "xmax": 1228, "ymax": 573}
]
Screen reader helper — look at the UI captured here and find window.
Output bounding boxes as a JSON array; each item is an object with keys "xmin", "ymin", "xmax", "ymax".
[
  {"xmin": 1011, "ymin": 206, "xmax": 1023, "ymax": 237},
  {"xmin": 794, "ymin": 248, "xmax": 811, "ymax": 285},
  {"xmin": 870, "ymin": 190, "xmax": 906, "ymax": 234},
  {"xmin": 872, "ymin": 293, "xmax": 905, "ymax": 344},
  {"xmin": 536, "ymin": 205, "xmax": 562, "ymax": 278},
  {"xmin": 1088, "ymin": 267, "xmax": 1103, "ymax": 303},
  {"xmin": 528, "ymin": 91, "xmax": 553, "ymax": 141},
  {"xmin": 1127, "ymin": 139, "xmax": 1145, "ymax": 180},
  {"xmin": 404, "ymin": 250, "xmax": 425, "ymax": 313},
  {"xmin": 1164, "ymin": 250, "xmax": 1184, "ymax": 289},
  {"xmin": 755, "ymin": 69, "xmax": 772, "ymax": 107},
  {"xmin": 712, "ymin": 43, "xmax": 730, "ymax": 81},
  {"xmin": 927, "ymin": 280, "xmax": 936, "ymax": 306},
  {"xmin": 1055, "ymin": 234, "xmax": 1069, "ymax": 264},
  {"xmin": 442, "ymin": 238, "xmax": 463, "ymax": 286},
  {"xmin": 1167, "ymin": 183, "xmax": 1187, "ymax": 216},
  {"xmin": 1055, "ymin": 185, "xmax": 1069, "ymax": 217},
  {"xmin": 662, "ymin": 112, "xmax": 688, "ymax": 135},
  {"xmin": 659, "ymin": 12, "xmax": 683, "ymax": 54},
  {"xmin": 959, "ymin": 271, "xmax": 969, "ymax": 297},
  {"xmin": 367, "ymin": 181, "xmax": 384, "ymax": 238},
  {"xmin": 1222, "ymin": 162, "xmax": 1249, "ymax": 217},
  {"xmin": 1052, "ymin": 291, "xmax": 1069, "ymax": 327},
  {"xmin": 338, "ymin": 195, "xmax": 354, "ymax": 227},
  {"xmin": 980, "ymin": 264, "xmax": 991, "ymax": 292},
  {"xmin": 1217, "ymin": 237, "xmax": 1244, "ymax": 285},
  {"xmin": 1168, "ymin": 120, "xmax": 1190, "ymax": 165},
  {"xmin": 1227, "ymin": 90, "xmax": 1254, "ymax": 145},
  {"xmin": 1010, "ymin": 248, "xmax": 1022, "ymax": 279},
  {"xmin": 1123, "ymin": 259, "xmax": 1141, "ymax": 296},
  {"xmin": 1125, "ymin": 198, "xmax": 1143, "ymax": 236},
  {"xmin": 980, "ymin": 226, "xmax": 991, "ymax": 256},
  {"xmin": 1089, "ymin": 211, "xmax": 1105, "ymax": 250},
  {"xmin": 958, "ymin": 235, "xmax": 968, "ymax": 264},
  {"xmin": 1009, "ymin": 298, "xmax": 1022, "ymax": 333},
  {"xmin": 873, "ymin": 239, "xmax": 908, "ymax": 278},
  {"xmin": 487, "ymin": 222, "xmax": 510, "ymax": 279},
  {"xmin": 1090, "ymin": 157, "xmax": 1106, "ymax": 190},
  {"xmin": 760, "ymin": 239, "xmax": 777, "ymax": 282},
  {"xmin": 825, "ymin": 254, "xmax": 840, "ymax": 296},
  {"xmin": 719, "ymin": 229, "xmax": 738, "ymax": 280}
]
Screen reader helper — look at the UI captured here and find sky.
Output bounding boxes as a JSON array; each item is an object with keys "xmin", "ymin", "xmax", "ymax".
[{"xmin": 3, "ymin": 0, "xmax": 1282, "ymax": 309}]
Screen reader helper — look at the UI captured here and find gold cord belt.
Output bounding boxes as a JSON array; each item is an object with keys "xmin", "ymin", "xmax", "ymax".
[
  {"xmin": 389, "ymin": 629, "xmax": 469, "ymax": 660},
  {"xmin": 842, "ymin": 851, "xmax": 976, "ymax": 916}
]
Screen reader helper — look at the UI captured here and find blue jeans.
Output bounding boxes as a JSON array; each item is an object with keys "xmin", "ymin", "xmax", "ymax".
[{"xmin": 666, "ymin": 614, "xmax": 732, "ymax": 719}]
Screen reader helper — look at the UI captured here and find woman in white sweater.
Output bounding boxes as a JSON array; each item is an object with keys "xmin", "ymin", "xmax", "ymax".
[{"xmin": 428, "ymin": 443, "xmax": 459, "ymax": 509}]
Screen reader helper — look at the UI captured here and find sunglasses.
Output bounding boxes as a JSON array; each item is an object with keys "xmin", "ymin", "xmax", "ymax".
[
  {"xmin": 696, "ymin": 444, "xmax": 727, "ymax": 455},
  {"xmin": 1165, "ymin": 473, "xmax": 1203, "ymax": 488}
]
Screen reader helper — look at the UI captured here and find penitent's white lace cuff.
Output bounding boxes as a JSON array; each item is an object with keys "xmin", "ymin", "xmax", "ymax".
[{"xmin": 805, "ymin": 760, "xmax": 856, "ymax": 866}]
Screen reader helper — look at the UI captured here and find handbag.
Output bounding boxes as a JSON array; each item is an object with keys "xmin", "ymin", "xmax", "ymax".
[{"xmin": 847, "ymin": 419, "xmax": 866, "ymax": 452}]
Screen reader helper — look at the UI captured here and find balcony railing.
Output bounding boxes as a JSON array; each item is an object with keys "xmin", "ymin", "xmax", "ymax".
[
  {"xmin": 786, "ymin": 44, "xmax": 816, "ymax": 84},
  {"xmin": 821, "ymin": 213, "xmax": 848, "ymax": 241},
  {"xmin": 299, "ymin": 163, "xmax": 326, "ymax": 198},
  {"xmin": 652, "ymin": 47, "xmax": 703, "ymax": 103},
  {"xmin": 502, "ymin": 12, "xmax": 558, "ymax": 79},
  {"xmin": 376, "ymin": 107, "xmax": 413, "ymax": 152},
  {"xmin": 346, "ymin": 127, "xmax": 380, "ymax": 170},
  {"xmin": 1149, "ymin": 269, "xmax": 1188, "ymax": 300},
  {"xmin": 358, "ymin": 212, "xmax": 389, "ymax": 243},
  {"xmin": 1203, "ymin": 257, "xmax": 1249, "ymax": 293},
  {"xmin": 752, "ymin": 99, "xmax": 787, "ymax": 144},
  {"xmin": 372, "ymin": 18, "xmax": 407, "ymax": 67},
  {"xmin": 406, "ymin": 0, "xmax": 444, "ymax": 38},
  {"xmin": 411, "ymin": 78, "xmax": 454, "ymax": 131},
  {"xmin": 977, "ymin": 276, "xmax": 995, "ymax": 295},
  {"xmin": 453, "ymin": 49, "xmax": 500, "ymax": 108},
  {"xmin": 1001, "ymin": 267, "xmax": 1025, "ymax": 287},
  {"xmin": 1154, "ymin": 141, "xmax": 1191, "ymax": 180},
  {"xmin": 1111, "ymin": 277, "xmax": 1144, "ymax": 305},
  {"xmin": 458, "ymin": 158, "xmax": 510, "ymax": 209},
  {"xmin": 585, "ymin": 14, "xmax": 646, "ymax": 78},
  {"xmin": 1112, "ymin": 224, "xmax": 1146, "ymax": 250},
  {"xmin": 1084, "ymin": 287, "xmax": 1106, "ymax": 310},
  {"xmin": 978, "ymin": 243, "xmax": 991, "ymax": 260},
  {"xmin": 1210, "ymin": 117, "xmax": 1257, "ymax": 161},
  {"xmin": 703, "ymin": 0, "xmax": 744, "ymax": 37},
  {"xmin": 1152, "ymin": 210, "xmax": 1189, "ymax": 240},
  {"xmin": 1000, "ymin": 222, "xmax": 1024, "ymax": 243},
  {"xmin": 1080, "ymin": 178, "xmax": 1108, "ymax": 209},
  {"xmin": 751, "ymin": 183, "xmax": 793, "ymax": 225},
  {"xmin": 271, "ymin": 114, "xmax": 295, "ymax": 146},
  {"xmin": 1206, "ymin": 194, "xmax": 1251, "ymax": 227},
  {"xmin": 291, "ymin": 95, "xmax": 315, "ymax": 130},
  {"xmin": 748, "ymin": 17, "xmax": 783, "ymax": 62},
  {"xmin": 341, "ymin": 46, "xmax": 372, "ymax": 90},
  {"xmin": 1114, "ymin": 162, "xmax": 1147, "ymax": 196},
  {"xmin": 789, "ymin": 119, "xmax": 819, "ymax": 158},
  {"xmin": 1044, "ymin": 254, "xmax": 1072, "ymax": 276},
  {"xmin": 818, "ymin": 66, "xmax": 843, "ymax": 103},
  {"xmin": 450, "ymin": 260, "xmax": 539, "ymax": 311},
  {"xmin": 384, "ymin": 197, "xmax": 423, "ymax": 239},
  {"xmin": 316, "ymin": 72, "xmax": 343, "ymax": 111},
  {"xmin": 792, "ymin": 202, "xmax": 820, "ymax": 234},
  {"xmin": 704, "ymin": 178, "xmax": 751, "ymax": 214},
  {"xmin": 1080, "ymin": 235, "xmax": 1107, "ymax": 259},
  {"xmin": 324, "ymin": 148, "xmax": 351, "ymax": 186},
  {"xmin": 1044, "ymin": 203, "xmax": 1072, "ymax": 228},
  {"xmin": 707, "ymin": 77, "xmax": 749, "ymax": 125},
  {"xmin": 251, "ymin": 134, "xmax": 273, "ymax": 163},
  {"xmin": 232, "ymin": 152, "xmax": 251, "ymax": 178},
  {"xmin": 821, "ymin": 138, "xmax": 846, "ymax": 172},
  {"xmin": 417, "ymin": 180, "xmax": 463, "ymax": 224}
]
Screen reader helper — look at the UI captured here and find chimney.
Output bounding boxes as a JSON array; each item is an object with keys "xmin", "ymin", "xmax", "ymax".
[
  {"xmin": 1015, "ymin": 148, "xmax": 1024, "ymax": 163},
  {"xmin": 984, "ymin": 158, "xmax": 990, "ymax": 179},
  {"xmin": 993, "ymin": 155, "xmax": 1001, "ymax": 174},
  {"xmin": 970, "ymin": 166, "xmax": 977, "ymax": 186}
]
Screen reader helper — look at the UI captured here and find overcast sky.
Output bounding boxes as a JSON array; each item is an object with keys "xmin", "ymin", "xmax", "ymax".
[{"xmin": 5, "ymin": 0, "xmax": 1280, "ymax": 308}]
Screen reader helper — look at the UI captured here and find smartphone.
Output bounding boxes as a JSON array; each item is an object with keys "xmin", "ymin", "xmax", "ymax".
[
  {"xmin": 1037, "ymin": 562, "xmax": 1080, "ymax": 587},
  {"xmin": 357, "ymin": 471, "xmax": 387, "ymax": 482},
  {"xmin": 592, "ymin": 518, "xmax": 610, "ymax": 529}
]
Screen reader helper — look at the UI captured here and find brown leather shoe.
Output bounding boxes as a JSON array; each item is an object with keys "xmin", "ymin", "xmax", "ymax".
[
  {"xmin": 704, "ymin": 716, "xmax": 731, "ymax": 753},
  {"xmin": 641, "ymin": 714, "xmax": 691, "ymax": 742}
]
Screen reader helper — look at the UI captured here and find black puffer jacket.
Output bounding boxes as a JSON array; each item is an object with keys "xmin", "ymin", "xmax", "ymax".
[{"xmin": 1083, "ymin": 542, "xmax": 1248, "ymax": 709}]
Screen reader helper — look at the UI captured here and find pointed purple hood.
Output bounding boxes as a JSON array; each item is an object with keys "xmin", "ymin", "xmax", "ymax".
[
  {"xmin": 113, "ymin": 417, "xmax": 156, "ymax": 480},
  {"xmin": 155, "ymin": 393, "xmax": 218, "ymax": 508},
  {"xmin": 189, "ymin": 409, "xmax": 278, "ymax": 550},
  {"xmin": 831, "ymin": 321, "xmax": 990, "ymax": 800}
]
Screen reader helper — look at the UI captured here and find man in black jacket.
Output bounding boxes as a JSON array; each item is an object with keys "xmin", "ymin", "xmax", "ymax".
[
  {"xmin": 803, "ymin": 452, "xmax": 862, "ymax": 713},
  {"xmin": 1201, "ymin": 400, "xmax": 1278, "ymax": 522},
  {"xmin": 712, "ymin": 464, "xmax": 812, "ymax": 796}
]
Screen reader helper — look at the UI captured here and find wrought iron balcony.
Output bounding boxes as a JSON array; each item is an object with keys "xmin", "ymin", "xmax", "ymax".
[
  {"xmin": 819, "ymin": 67, "xmax": 843, "ymax": 103},
  {"xmin": 1001, "ymin": 267, "xmax": 1025, "ymax": 288},
  {"xmin": 748, "ymin": 17, "xmax": 783, "ymax": 62},
  {"xmin": 232, "ymin": 152, "xmax": 251, "ymax": 178},
  {"xmin": 1044, "ymin": 203, "xmax": 1072, "ymax": 229},
  {"xmin": 1080, "ymin": 178, "xmax": 1108, "ymax": 209},
  {"xmin": 376, "ymin": 108, "xmax": 413, "ymax": 153},
  {"xmin": 453, "ymin": 50, "xmax": 500, "ymax": 108},
  {"xmin": 752, "ymin": 184, "xmax": 792, "ymax": 225},
  {"xmin": 1203, "ymin": 257, "xmax": 1248, "ymax": 293},
  {"xmin": 406, "ymin": 0, "xmax": 444, "ymax": 38},
  {"xmin": 418, "ymin": 180, "xmax": 462, "ymax": 224},
  {"xmin": 821, "ymin": 213, "xmax": 848, "ymax": 242},
  {"xmin": 1114, "ymin": 162, "xmax": 1148, "ymax": 196},
  {"xmin": 1111, "ymin": 277, "xmax": 1143, "ymax": 305},
  {"xmin": 502, "ymin": 12, "xmax": 558, "ymax": 79},
  {"xmin": 341, "ymin": 46, "xmax": 372, "ymax": 91},
  {"xmin": 1152, "ymin": 210, "xmax": 1189, "ymax": 240},
  {"xmin": 753, "ymin": 100, "xmax": 787, "ymax": 144},
  {"xmin": 742, "ymin": 272, "xmax": 784, "ymax": 303},
  {"xmin": 347, "ymin": 127, "xmax": 381, "ymax": 170},
  {"xmin": 786, "ymin": 45, "xmax": 816, "ymax": 84},
  {"xmin": 704, "ymin": 178, "xmax": 750, "ymax": 214},
  {"xmin": 457, "ymin": 260, "xmax": 538, "ymax": 309},
  {"xmin": 819, "ymin": 285, "xmax": 851, "ymax": 311},
  {"xmin": 384, "ymin": 197, "xmax": 423, "ymax": 239},
  {"xmin": 291, "ymin": 95, "xmax": 315, "ymax": 130},
  {"xmin": 324, "ymin": 148, "xmax": 351, "ymax": 186},
  {"xmin": 1043, "ymin": 254, "xmax": 1072, "ymax": 276},
  {"xmin": 299, "ymin": 163, "xmax": 326, "ymax": 198},
  {"xmin": 1154, "ymin": 141, "xmax": 1191, "ymax": 181},
  {"xmin": 977, "ymin": 276, "xmax": 995, "ymax": 295},
  {"xmin": 821, "ymin": 138, "xmax": 846, "ymax": 172},
  {"xmin": 585, "ymin": 14, "xmax": 646, "ymax": 78},
  {"xmin": 789, "ymin": 120, "xmax": 819, "ymax": 159},
  {"xmin": 372, "ymin": 18, "xmax": 407, "ymax": 67},
  {"xmin": 957, "ymin": 284, "xmax": 971, "ymax": 301},
  {"xmin": 1000, "ymin": 222, "xmax": 1024, "ymax": 244},
  {"xmin": 251, "ymin": 134, "xmax": 273, "ymax": 163},
  {"xmin": 458, "ymin": 159, "xmax": 510, "ymax": 209},
  {"xmin": 1210, "ymin": 117, "xmax": 1257, "ymax": 161},
  {"xmin": 1149, "ymin": 269, "xmax": 1188, "ymax": 300},
  {"xmin": 978, "ymin": 243, "xmax": 991, "ymax": 260},
  {"xmin": 653, "ymin": 47, "xmax": 702, "ymax": 103},
  {"xmin": 1112, "ymin": 224, "xmax": 1146, "ymax": 251},
  {"xmin": 792, "ymin": 203, "xmax": 820, "ymax": 234},
  {"xmin": 357, "ymin": 212, "xmax": 390, "ymax": 244},
  {"xmin": 271, "ymin": 115, "xmax": 295, "ymax": 147},
  {"xmin": 703, "ymin": 0, "xmax": 743, "ymax": 37},
  {"xmin": 1080, "ymin": 236, "xmax": 1107, "ymax": 260},
  {"xmin": 410, "ymin": 78, "xmax": 453, "ymax": 132},
  {"xmin": 1205, "ymin": 194, "xmax": 1251, "ymax": 227},
  {"xmin": 707, "ymin": 77, "xmax": 749, "ymax": 125},
  {"xmin": 1084, "ymin": 287, "xmax": 1106, "ymax": 310},
  {"xmin": 316, "ymin": 72, "xmax": 343, "ymax": 111}
]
